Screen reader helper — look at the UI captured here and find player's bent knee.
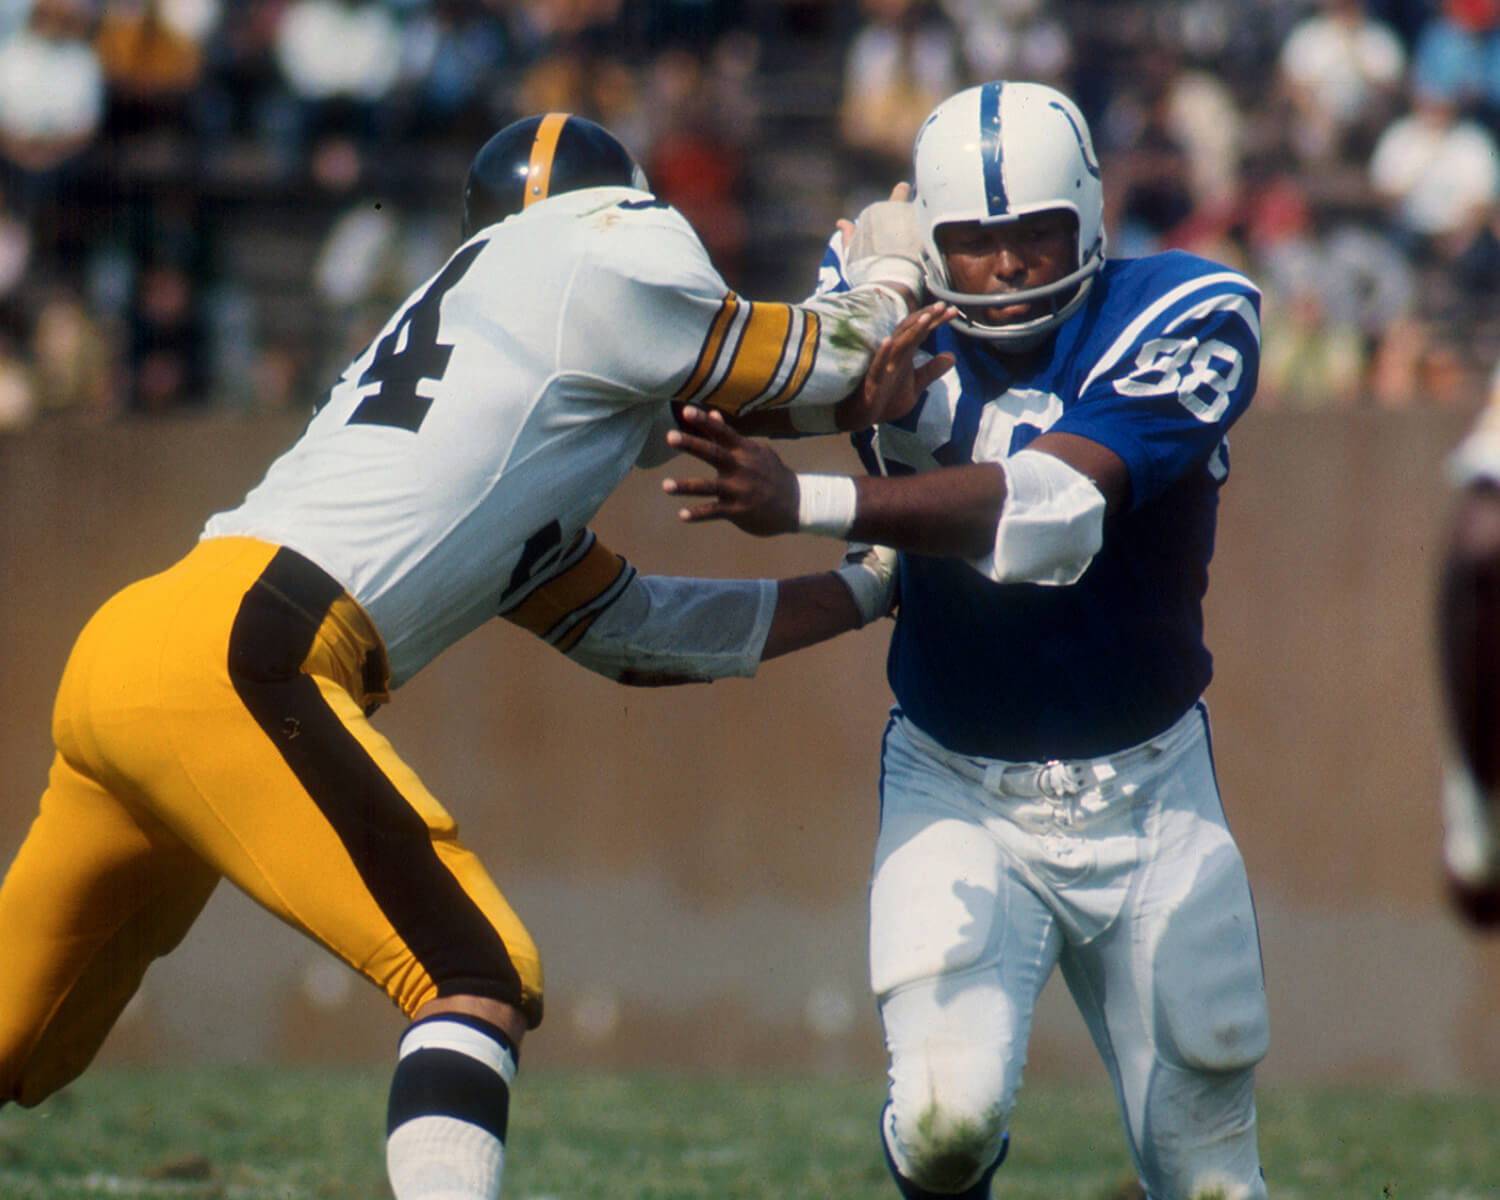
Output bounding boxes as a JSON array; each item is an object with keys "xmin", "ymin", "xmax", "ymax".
[
  {"xmin": 1161, "ymin": 1008, "xmax": 1268, "ymax": 1074},
  {"xmin": 4, "ymin": 1051, "xmax": 86, "ymax": 1110},
  {"xmin": 9, "ymin": 1063, "xmax": 69, "ymax": 1110},
  {"xmin": 1151, "ymin": 848, "xmax": 1269, "ymax": 1073},
  {"xmin": 884, "ymin": 1095, "xmax": 1008, "ymax": 1195},
  {"xmin": 1, "ymin": 997, "xmax": 127, "ymax": 1109},
  {"xmin": 1161, "ymin": 1002, "xmax": 1269, "ymax": 1074}
]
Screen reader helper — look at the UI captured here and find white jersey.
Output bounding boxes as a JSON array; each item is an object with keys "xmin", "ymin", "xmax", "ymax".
[{"xmin": 205, "ymin": 187, "xmax": 906, "ymax": 685}]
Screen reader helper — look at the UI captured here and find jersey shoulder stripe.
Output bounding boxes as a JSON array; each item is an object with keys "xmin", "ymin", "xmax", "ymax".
[
  {"xmin": 501, "ymin": 530, "xmax": 636, "ymax": 652},
  {"xmin": 1079, "ymin": 259, "xmax": 1261, "ymax": 395}
]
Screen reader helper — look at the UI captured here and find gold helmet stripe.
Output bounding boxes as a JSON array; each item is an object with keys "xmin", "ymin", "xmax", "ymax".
[{"xmin": 524, "ymin": 112, "xmax": 569, "ymax": 208}]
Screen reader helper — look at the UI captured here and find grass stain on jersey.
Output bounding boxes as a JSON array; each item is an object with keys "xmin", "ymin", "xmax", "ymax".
[{"xmin": 830, "ymin": 314, "xmax": 877, "ymax": 355}]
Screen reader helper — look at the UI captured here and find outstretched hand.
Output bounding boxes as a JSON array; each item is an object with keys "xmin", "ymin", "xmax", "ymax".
[
  {"xmin": 840, "ymin": 302, "xmax": 958, "ymax": 429},
  {"xmin": 662, "ymin": 407, "xmax": 800, "ymax": 536}
]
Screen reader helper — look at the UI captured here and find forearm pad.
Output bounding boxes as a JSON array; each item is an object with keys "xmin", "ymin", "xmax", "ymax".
[
  {"xmin": 566, "ymin": 572, "xmax": 776, "ymax": 684},
  {"xmin": 969, "ymin": 449, "xmax": 1107, "ymax": 586}
]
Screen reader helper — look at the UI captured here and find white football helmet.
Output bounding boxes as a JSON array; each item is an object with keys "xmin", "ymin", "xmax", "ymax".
[{"xmin": 914, "ymin": 81, "xmax": 1105, "ymax": 347}]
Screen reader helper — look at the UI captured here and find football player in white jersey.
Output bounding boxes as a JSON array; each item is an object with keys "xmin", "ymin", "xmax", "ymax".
[
  {"xmin": 0, "ymin": 113, "xmax": 954, "ymax": 1200},
  {"xmin": 665, "ymin": 82, "xmax": 1271, "ymax": 1198},
  {"xmin": 1436, "ymin": 359, "xmax": 1500, "ymax": 930}
]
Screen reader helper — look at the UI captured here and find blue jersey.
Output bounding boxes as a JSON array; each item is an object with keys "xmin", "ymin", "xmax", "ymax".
[{"xmin": 845, "ymin": 251, "xmax": 1261, "ymax": 760}]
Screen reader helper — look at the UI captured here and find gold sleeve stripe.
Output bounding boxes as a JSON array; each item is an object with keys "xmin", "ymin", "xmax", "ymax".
[
  {"xmin": 552, "ymin": 609, "xmax": 602, "ymax": 654},
  {"xmin": 762, "ymin": 309, "xmax": 820, "ymax": 408},
  {"xmin": 684, "ymin": 301, "xmax": 826, "ymax": 417},
  {"xmin": 675, "ymin": 292, "xmax": 741, "ymax": 402},
  {"xmin": 713, "ymin": 302, "xmax": 793, "ymax": 414},
  {"xmin": 524, "ymin": 112, "xmax": 568, "ymax": 208},
  {"xmin": 551, "ymin": 557, "xmax": 636, "ymax": 652},
  {"xmin": 502, "ymin": 531, "xmax": 635, "ymax": 650}
]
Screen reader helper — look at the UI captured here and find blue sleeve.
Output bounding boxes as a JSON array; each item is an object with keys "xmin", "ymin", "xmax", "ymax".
[{"xmin": 1054, "ymin": 267, "xmax": 1261, "ymax": 508}]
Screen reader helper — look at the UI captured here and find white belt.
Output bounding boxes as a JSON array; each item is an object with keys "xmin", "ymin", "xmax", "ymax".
[{"xmin": 898, "ymin": 703, "xmax": 1204, "ymax": 802}]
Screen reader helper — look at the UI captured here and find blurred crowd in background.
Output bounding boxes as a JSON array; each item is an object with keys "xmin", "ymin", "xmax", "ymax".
[{"xmin": 1, "ymin": 0, "xmax": 1500, "ymax": 428}]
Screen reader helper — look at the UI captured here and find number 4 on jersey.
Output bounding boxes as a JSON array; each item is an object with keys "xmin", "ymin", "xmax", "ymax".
[{"xmin": 348, "ymin": 240, "xmax": 485, "ymax": 432}]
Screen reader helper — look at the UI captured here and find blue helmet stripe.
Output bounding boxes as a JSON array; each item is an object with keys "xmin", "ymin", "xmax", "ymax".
[{"xmin": 979, "ymin": 81, "xmax": 1007, "ymax": 216}]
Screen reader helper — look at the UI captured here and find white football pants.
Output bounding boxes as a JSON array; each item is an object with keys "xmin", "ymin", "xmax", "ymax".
[{"xmin": 871, "ymin": 702, "xmax": 1269, "ymax": 1200}]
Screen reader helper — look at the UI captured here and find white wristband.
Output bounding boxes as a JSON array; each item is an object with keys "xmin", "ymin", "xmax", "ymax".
[{"xmin": 796, "ymin": 474, "xmax": 858, "ymax": 538}]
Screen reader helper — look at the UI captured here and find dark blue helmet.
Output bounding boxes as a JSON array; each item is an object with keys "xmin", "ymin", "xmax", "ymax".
[{"xmin": 461, "ymin": 113, "xmax": 648, "ymax": 238}]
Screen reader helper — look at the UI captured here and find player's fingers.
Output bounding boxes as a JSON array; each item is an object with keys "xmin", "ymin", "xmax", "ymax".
[
  {"xmin": 902, "ymin": 301, "xmax": 957, "ymax": 335},
  {"xmin": 674, "ymin": 500, "xmax": 729, "ymax": 524},
  {"xmin": 877, "ymin": 325, "xmax": 917, "ymax": 365},
  {"xmin": 663, "ymin": 430, "xmax": 736, "ymax": 470},
  {"xmin": 674, "ymin": 404, "xmax": 742, "ymax": 445},
  {"xmin": 914, "ymin": 352, "xmax": 956, "ymax": 390},
  {"xmin": 911, "ymin": 301, "xmax": 955, "ymax": 331},
  {"xmin": 660, "ymin": 475, "xmax": 723, "ymax": 497},
  {"xmin": 886, "ymin": 320, "xmax": 926, "ymax": 356},
  {"xmin": 667, "ymin": 409, "xmax": 743, "ymax": 455},
  {"xmin": 870, "ymin": 332, "xmax": 907, "ymax": 377},
  {"xmin": 885, "ymin": 304, "xmax": 946, "ymax": 354},
  {"xmin": 888, "ymin": 181, "xmax": 912, "ymax": 202}
]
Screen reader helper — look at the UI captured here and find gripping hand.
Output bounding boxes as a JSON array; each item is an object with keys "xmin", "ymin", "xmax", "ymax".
[
  {"xmin": 834, "ymin": 541, "xmax": 899, "ymax": 626},
  {"xmin": 844, "ymin": 183, "xmax": 924, "ymax": 299}
]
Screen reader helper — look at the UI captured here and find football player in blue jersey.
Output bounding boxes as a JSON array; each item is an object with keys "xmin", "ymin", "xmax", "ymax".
[{"xmin": 665, "ymin": 81, "xmax": 1270, "ymax": 1199}]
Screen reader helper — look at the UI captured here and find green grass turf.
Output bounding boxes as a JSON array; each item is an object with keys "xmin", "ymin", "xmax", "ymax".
[{"xmin": 0, "ymin": 1068, "xmax": 1496, "ymax": 1198}]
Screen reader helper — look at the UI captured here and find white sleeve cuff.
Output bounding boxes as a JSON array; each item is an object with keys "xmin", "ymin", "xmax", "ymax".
[{"xmin": 969, "ymin": 448, "xmax": 1107, "ymax": 586}]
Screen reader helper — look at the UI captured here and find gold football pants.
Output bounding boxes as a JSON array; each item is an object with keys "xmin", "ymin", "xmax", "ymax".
[{"xmin": 0, "ymin": 536, "xmax": 542, "ymax": 1107}]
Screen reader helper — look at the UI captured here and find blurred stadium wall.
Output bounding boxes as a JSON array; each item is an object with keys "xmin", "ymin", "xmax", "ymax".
[{"xmin": 2, "ymin": 407, "xmax": 1497, "ymax": 1087}]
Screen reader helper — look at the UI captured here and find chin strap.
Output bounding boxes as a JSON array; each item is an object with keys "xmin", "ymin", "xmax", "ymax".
[{"xmin": 923, "ymin": 238, "xmax": 1103, "ymax": 346}]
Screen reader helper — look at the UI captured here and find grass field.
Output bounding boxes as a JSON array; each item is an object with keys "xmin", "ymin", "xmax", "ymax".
[{"xmin": 0, "ymin": 1068, "xmax": 1497, "ymax": 1199}]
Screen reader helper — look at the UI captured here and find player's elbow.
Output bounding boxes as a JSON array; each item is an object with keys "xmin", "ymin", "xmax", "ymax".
[
  {"xmin": 968, "ymin": 450, "xmax": 1106, "ymax": 586},
  {"xmin": 564, "ymin": 644, "xmax": 720, "ymax": 687}
]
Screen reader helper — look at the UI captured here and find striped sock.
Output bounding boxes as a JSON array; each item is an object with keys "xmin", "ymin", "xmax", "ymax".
[{"xmin": 385, "ymin": 1014, "xmax": 518, "ymax": 1200}]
